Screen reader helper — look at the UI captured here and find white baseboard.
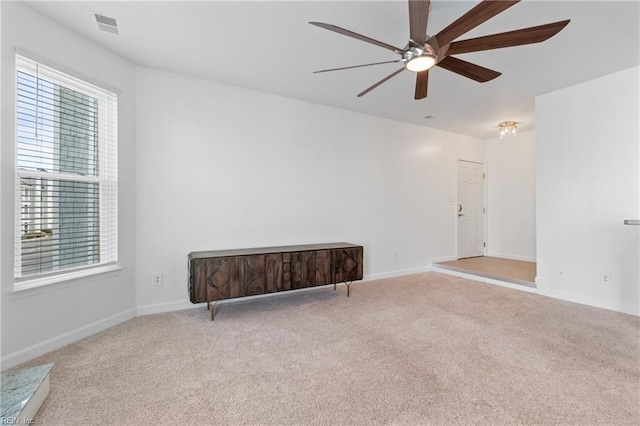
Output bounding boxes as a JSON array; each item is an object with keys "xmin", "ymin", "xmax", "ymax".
[
  {"xmin": 8, "ymin": 264, "xmax": 633, "ymax": 371},
  {"xmin": 428, "ymin": 256, "xmax": 457, "ymax": 266},
  {"xmin": 363, "ymin": 266, "xmax": 431, "ymax": 281},
  {"xmin": 137, "ymin": 266, "xmax": 434, "ymax": 317},
  {"xmin": 137, "ymin": 284, "xmax": 350, "ymax": 317},
  {"xmin": 431, "ymin": 267, "xmax": 538, "ymax": 294},
  {"xmin": 136, "ymin": 284, "xmax": 353, "ymax": 317},
  {"xmin": 486, "ymin": 252, "xmax": 536, "ymax": 262},
  {"xmin": 537, "ymin": 287, "xmax": 639, "ymax": 316},
  {"xmin": 0, "ymin": 308, "xmax": 135, "ymax": 371},
  {"xmin": 136, "ymin": 300, "xmax": 199, "ymax": 316}
]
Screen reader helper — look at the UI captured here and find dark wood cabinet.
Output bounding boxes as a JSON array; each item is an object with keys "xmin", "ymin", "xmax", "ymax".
[{"xmin": 189, "ymin": 243, "xmax": 364, "ymax": 319}]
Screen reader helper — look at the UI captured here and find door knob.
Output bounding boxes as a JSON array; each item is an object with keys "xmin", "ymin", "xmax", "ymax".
[{"xmin": 458, "ymin": 213, "xmax": 465, "ymax": 217}]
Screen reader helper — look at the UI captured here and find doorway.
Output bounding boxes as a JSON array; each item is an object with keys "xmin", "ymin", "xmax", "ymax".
[{"xmin": 457, "ymin": 160, "xmax": 485, "ymax": 259}]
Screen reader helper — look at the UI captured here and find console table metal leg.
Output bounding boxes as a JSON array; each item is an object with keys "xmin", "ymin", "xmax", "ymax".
[
  {"xmin": 334, "ymin": 282, "xmax": 337, "ymax": 291},
  {"xmin": 206, "ymin": 301, "xmax": 217, "ymax": 321},
  {"xmin": 345, "ymin": 281, "xmax": 352, "ymax": 297}
]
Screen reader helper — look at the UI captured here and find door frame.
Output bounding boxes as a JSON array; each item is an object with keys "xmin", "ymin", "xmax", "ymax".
[{"xmin": 455, "ymin": 159, "xmax": 487, "ymax": 259}]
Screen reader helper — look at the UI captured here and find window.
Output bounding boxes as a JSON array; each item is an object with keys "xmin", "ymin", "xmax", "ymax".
[{"xmin": 14, "ymin": 55, "xmax": 118, "ymax": 287}]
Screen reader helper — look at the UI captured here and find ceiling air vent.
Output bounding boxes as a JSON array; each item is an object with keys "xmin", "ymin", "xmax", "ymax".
[{"xmin": 94, "ymin": 13, "xmax": 119, "ymax": 35}]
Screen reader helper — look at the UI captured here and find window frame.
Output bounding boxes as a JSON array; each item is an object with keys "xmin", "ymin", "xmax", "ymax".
[{"xmin": 13, "ymin": 54, "xmax": 119, "ymax": 291}]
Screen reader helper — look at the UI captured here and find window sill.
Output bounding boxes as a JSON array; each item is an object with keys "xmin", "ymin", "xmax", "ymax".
[{"xmin": 11, "ymin": 264, "xmax": 123, "ymax": 298}]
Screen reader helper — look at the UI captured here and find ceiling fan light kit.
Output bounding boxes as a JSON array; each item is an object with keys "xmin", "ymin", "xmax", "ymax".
[
  {"xmin": 403, "ymin": 42, "xmax": 439, "ymax": 72},
  {"xmin": 310, "ymin": 0, "xmax": 570, "ymax": 100},
  {"xmin": 406, "ymin": 55, "xmax": 436, "ymax": 72}
]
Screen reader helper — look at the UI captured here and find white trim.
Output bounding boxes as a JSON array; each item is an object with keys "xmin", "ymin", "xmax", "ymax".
[
  {"xmin": 13, "ymin": 53, "xmax": 119, "ymax": 284},
  {"xmin": 6, "ymin": 268, "xmax": 637, "ymax": 370},
  {"xmin": 137, "ymin": 266, "xmax": 431, "ymax": 316},
  {"xmin": 363, "ymin": 266, "xmax": 432, "ymax": 281},
  {"xmin": 137, "ymin": 284, "xmax": 360, "ymax": 317},
  {"xmin": 137, "ymin": 266, "xmax": 433, "ymax": 317},
  {"xmin": 15, "ymin": 53, "xmax": 117, "ymax": 98},
  {"xmin": 136, "ymin": 300, "xmax": 199, "ymax": 316},
  {"xmin": 485, "ymin": 252, "xmax": 536, "ymax": 262},
  {"xmin": 536, "ymin": 286, "xmax": 639, "ymax": 317},
  {"xmin": 428, "ymin": 256, "xmax": 458, "ymax": 267},
  {"xmin": 0, "ymin": 308, "xmax": 135, "ymax": 371},
  {"xmin": 136, "ymin": 285, "xmax": 349, "ymax": 317},
  {"xmin": 12, "ymin": 264, "xmax": 123, "ymax": 296},
  {"xmin": 15, "ymin": 48, "xmax": 122, "ymax": 96},
  {"xmin": 535, "ymin": 277, "xmax": 639, "ymax": 316},
  {"xmin": 431, "ymin": 266, "xmax": 538, "ymax": 293}
]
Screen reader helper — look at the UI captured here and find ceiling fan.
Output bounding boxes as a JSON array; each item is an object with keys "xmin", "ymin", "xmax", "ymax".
[{"xmin": 310, "ymin": 0, "xmax": 570, "ymax": 99}]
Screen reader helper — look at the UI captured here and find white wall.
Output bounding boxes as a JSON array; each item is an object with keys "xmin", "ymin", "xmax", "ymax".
[
  {"xmin": 135, "ymin": 67, "xmax": 485, "ymax": 313},
  {"xmin": 536, "ymin": 66, "xmax": 640, "ymax": 315},
  {"xmin": 1, "ymin": 2, "xmax": 137, "ymax": 369},
  {"xmin": 486, "ymin": 130, "xmax": 536, "ymax": 261}
]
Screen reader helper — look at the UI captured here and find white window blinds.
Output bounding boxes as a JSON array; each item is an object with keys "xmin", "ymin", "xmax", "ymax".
[{"xmin": 14, "ymin": 55, "xmax": 118, "ymax": 283}]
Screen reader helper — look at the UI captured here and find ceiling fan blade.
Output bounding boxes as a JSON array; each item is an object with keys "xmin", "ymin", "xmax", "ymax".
[
  {"xmin": 447, "ymin": 20, "xmax": 571, "ymax": 55},
  {"xmin": 409, "ymin": 0, "xmax": 430, "ymax": 45},
  {"xmin": 436, "ymin": 56, "xmax": 501, "ymax": 82},
  {"xmin": 310, "ymin": 22, "xmax": 404, "ymax": 53},
  {"xmin": 414, "ymin": 70, "xmax": 429, "ymax": 99},
  {"xmin": 313, "ymin": 60, "xmax": 402, "ymax": 74},
  {"xmin": 435, "ymin": 0, "xmax": 520, "ymax": 46},
  {"xmin": 357, "ymin": 68, "xmax": 405, "ymax": 97}
]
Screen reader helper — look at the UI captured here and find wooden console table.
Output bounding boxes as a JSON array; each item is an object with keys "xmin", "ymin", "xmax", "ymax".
[{"xmin": 188, "ymin": 242, "xmax": 363, "ymax": 320}]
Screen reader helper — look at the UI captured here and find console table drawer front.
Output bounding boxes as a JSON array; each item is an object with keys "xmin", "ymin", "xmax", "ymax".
[
  {"xmin": 205, "ymin": 257, "xmax": 237, "ymax": 301},
  {"xmin": 333, "ymin": 247, "xmax": 364, "ymax": 283},
  {"xmin": 265, "ymin": 253, "xmax": 286, "ymax": 293},
  {"xmin": 242, "ymin": 255, "xmax": 266, "ymax": 296},
  {"xmin": 191, "ymin": 259, "xmax": 208, "ymax": 303},
  {"xmin": 288, "ymin": 251, "xmax": 320, "ymax": 289},
  {"xmin": 315, "ymin": 249, "xmax": 332, "ymax": 285},
  {"xmin": 189, "ymin": 258, "xmax": 233, "ymax": 303}
]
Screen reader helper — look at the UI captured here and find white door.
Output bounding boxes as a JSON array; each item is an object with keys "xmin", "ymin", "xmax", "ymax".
[{"xmin": 457, "ymin": 160, "xmax": 485, "ymax": 259}]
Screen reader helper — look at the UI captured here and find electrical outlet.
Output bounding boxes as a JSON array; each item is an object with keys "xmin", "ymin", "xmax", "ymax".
[
  {"xmin": 153, "ymin": 273, "xmax": 163, "ymax": 286},
  {"xmin": 600, "ymin": 273, "xmax": 611, "ymax": 285}
]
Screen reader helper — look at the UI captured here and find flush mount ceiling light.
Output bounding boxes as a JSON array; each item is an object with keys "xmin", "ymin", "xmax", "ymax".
[{"xmin": 498, "ymin": 121, "xmax": 518, "ymax": 138}]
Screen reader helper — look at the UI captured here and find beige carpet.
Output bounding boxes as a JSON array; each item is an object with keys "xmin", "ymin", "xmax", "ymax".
[{"xmin": 14, "ymin": 272, "xmax": 640, "ymax": 425}]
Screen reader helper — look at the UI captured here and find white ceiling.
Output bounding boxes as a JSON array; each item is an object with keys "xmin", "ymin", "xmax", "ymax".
[{"xmin": 22, "ymin": 0, "xmax": 640, "ymax": 139}]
